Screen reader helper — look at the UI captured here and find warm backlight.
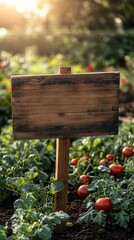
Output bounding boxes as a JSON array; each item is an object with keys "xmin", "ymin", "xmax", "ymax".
[{"xmin": 0, "ymin": 0, "xmax": 37, "ymax": 12}]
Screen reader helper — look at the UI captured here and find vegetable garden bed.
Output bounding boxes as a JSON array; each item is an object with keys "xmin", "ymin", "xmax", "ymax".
[{"xmin": 0, "ymin": 122, "xmax": 134, "ymax": 239}]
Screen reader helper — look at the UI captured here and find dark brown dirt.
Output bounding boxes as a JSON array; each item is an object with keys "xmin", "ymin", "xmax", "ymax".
[{"xmin": 0, "ymin": 195, "xmax": 18, "ymax": 236}]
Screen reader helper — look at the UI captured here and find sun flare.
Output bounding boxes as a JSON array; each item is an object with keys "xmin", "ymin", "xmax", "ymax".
[{"xmin": 0, "ymin": 0, "xmax": 37, "ymax": 12}]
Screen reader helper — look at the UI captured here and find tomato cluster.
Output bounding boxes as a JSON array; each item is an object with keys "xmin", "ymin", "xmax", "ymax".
[
  {"xmin": 77, "ymin": 174, "xmax": 92, "ymax": 199},
  {"xmin": 99, "ymin": 154, "xmax": 115, "ymax": 166}
]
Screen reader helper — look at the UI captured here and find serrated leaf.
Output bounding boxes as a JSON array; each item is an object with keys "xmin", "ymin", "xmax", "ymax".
[
  {"xmin": 93, "ymin": 210, "xmax": 107, "ymax": 225},
  {"xmin": 114, "ymin": 211, "xmax": 129, "ymax": 228},
  {"xmin": 78, "ymin": 209, "xmax": 96, "ymax": 224}
]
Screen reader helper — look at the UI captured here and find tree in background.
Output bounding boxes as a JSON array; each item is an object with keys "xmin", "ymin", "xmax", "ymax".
[{"xmin": 46, "ymin": 0, "xmax": 134, "ymax": 31}]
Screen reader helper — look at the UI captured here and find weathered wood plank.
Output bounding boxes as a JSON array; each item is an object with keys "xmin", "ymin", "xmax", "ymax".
[
  {"xmin": 11, "ymin": 72, "xmax": 119, "ymax": 88},
  {"xmin": 13, "ymin": 111, "xmax": 118, "ymax": 139},
  {"xmin": 13, "ymin": 111, "xmax": 117, "ymax": 125},
  {"xmin": 13, "ymin": 122, "xmax": 118, "ymax": 140},
  {"xmin": 12, "ymin": 101, "xmax": 118, "ymax": 115},
  {"xmin": 12, "ymin": 91, "xmax": 118, "ymax": 104},
  {"xmin": 11, "ymin": 72, "xmax": 119, "ymax": 140}
]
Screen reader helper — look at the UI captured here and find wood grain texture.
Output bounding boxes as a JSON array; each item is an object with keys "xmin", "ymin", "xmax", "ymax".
[{"xmin": 11, "ymin": 72, "xmax": 119, "ymax": 140}]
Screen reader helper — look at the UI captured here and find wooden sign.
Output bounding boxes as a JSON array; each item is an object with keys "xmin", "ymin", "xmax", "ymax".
[
  {"xmin": 11, "ymin": 67, "xmax": 119, "ymax": 232},
  {"xmin": 11, "ymin": 71, "xmax": 119, "ymax": 140}
]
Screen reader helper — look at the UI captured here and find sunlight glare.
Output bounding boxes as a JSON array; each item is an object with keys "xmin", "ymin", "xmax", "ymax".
[
  {"xmin": 0, "ymin": 0, "xmax": 37, "ymax": 13},
  {"xmin": 16, "ymin": 0, "xmax": 37, "ymax": 13}
]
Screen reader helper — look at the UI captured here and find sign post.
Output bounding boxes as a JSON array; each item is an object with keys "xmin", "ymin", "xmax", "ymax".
[
  {"xmin": 11, "ymin": 67, "xmax": 119, "ymax": 231},
  {"xmin": 54, "ymin": 67, "xmax": 71, "ymax": 231}
]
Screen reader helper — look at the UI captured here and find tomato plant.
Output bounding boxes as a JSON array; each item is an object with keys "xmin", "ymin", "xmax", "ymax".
[
  {"xmin": 79, "ymin": 175, "xmax": 91, "ymax": 184},
  {"xmin": 109, "ymin": 164, "xmax": 123, "ymax": 176},
  {"xmin": 78, "ymin": 174, "xmax": 134, "ymax": 228},
  {"xmin": 95, "ymin": 197, "xmax": 112, "ymax": 212},
  {"xmin": 77, "ymin": 184, "xmax": 91, "ymax": 199},
  {"xmin": 122, "ymin": 146, "xmax": 133, "ymax": 157}
]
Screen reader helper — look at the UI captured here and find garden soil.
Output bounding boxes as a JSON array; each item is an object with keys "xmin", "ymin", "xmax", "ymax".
[
  {"xmin": 0, "ymin": 187, "xmax": 134, "ymax": 240},
  {"xmin": 52, "ymin": 186, "xmax": 134, "ymax": 240}
]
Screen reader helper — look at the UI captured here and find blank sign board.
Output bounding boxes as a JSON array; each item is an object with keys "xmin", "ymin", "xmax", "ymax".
[{"xmin": 11, "ymin": 72, "xmax": 119, "ymax": 140}]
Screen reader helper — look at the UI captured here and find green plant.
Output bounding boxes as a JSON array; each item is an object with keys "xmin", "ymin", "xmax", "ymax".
[
  {"xmin": 0, "ymin": 87, "xmax": 11, "ymax": 126},
  {"xmin": 0, "ymin": 180, "xmax": 69, "ymax": 240},
  {"xmin": 0, "ymin": 124, "xmax": 55, "ymax": 201}
]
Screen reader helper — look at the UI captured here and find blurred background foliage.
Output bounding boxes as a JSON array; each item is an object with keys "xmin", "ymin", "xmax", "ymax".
[
  {"xmin": 0, "ymin": 0, "xmax": 134, "ymax": 66},
  {"xmin": 0, "ymin": 0, "xmax": 134, "ymax": 126},
  {"xmin": 0, "ymin": 0, "xmax": 134, "ymax": 31}
]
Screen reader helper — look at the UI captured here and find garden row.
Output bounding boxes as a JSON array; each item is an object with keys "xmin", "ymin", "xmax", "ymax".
[{"xmin": 0, "ymin": 121, "xmax": 133, "ymax": 239}]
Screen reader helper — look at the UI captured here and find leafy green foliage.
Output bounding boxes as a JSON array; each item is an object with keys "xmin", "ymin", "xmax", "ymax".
[
  {"xmin": 0, "ymin": 124, "xmax": 55, "ymax": 200},
  {"xmin": 0, "ymin": 124, "xmax": 70, "ymax": 239}
]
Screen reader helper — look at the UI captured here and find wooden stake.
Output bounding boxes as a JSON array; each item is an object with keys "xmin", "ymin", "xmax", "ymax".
[{"xmin": 54, "ymin": 67, "xmax": 71, "ymax": 232}]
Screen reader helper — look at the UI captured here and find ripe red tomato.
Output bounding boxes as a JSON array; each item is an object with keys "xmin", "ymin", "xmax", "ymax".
[
  {"xmin": 95, "ymin": 197, "xmax": 112, "ymax": 212},
  {"xmin": 99, "ymin": 159, "xmax": 108, "ymax": 166},
  {"xmin": 109, "ymin": 163, "xmax": 123, "ymax": 176},
  {"xmin": 70, "ymin": 158, "xmax": 78, "ymax": 166},
  {"xmin": 88, "ymin": 64, "xmax": 95, "ymax": 71},
  {"xmin": 122, "ymin": 146, "xmax": 133, "ymax": 157},
  {"xmin": 106, "ymin": 154, "xmax": 115, "ymax": 161},
  {"xmin": 77, "ymin": 184, "xmax": 91, "ymax": 199},
  {"xmin": 79, "ymin": 175, "xmax": 91, "ymax": 184}
]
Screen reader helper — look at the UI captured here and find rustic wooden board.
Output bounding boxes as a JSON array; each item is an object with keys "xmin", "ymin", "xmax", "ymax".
[{"xmin": 11, "ymin": 72, "xmax": 119, "ymax": 140}]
